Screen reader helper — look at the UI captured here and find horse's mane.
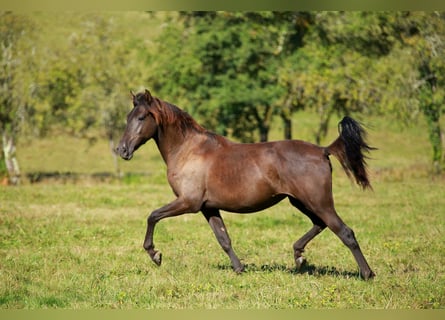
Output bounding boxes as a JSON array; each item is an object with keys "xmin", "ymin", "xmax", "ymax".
[
  {"xmin": 151, "ymin": 97, "xmax": 207, "ymax": 136},
  {"xmin": 133, "ymin": 91, "xmax": 225, "ymax": 143}
]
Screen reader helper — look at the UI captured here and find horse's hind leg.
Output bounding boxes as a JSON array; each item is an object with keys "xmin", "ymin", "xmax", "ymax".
[
  {"xmin": 289, "ymin": 197, "xmax": 326, "ymax": 269},
  {"xmin": 290, "ymin": 194, "xmax": 374, "ymax": 280},
  {"xmin": 293, "ymin": 224, "xmax": 326, "ymax": 268},
  {"xmin": 322, "ymin": 211, "xmax": 375, "ymax": 280},
  {"xmin": 202, "ymin": 208, "xmax": 244, "ymax": 273}
]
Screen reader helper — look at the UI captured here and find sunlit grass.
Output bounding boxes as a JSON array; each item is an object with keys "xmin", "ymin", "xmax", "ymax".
[{"xmin": 1, "ymin": 179, "xmax": 443, "ymax": 309}]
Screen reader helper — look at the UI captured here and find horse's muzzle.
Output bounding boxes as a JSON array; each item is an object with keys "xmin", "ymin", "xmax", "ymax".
[{"xmin": 116, "ymin": 143, "xmax": 133, "ymax": 160}]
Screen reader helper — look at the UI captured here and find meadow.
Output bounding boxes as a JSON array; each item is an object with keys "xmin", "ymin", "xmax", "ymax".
[{"xmin": 0, "ymin": 113, "xmax": 444, "ymax": 309}]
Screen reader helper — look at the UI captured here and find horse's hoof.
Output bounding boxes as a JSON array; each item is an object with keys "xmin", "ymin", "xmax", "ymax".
[
  {"xmin": 361, "ymin": 270, "xmax": 375, "ymax": 280},
  {"xmin": 152, "ymin": 251, "xmax": 162, "ymax": 266},
  {"xmin": 234, "ymin": 265, "xmax": 245, "ymax": 274},
  {"xmin": 295, "ymin": 256, "xmax": 306, "ymax": 270}
]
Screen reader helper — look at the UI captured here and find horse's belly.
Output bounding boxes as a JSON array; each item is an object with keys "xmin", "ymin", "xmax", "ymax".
[{"xmin": 204, "ymin": 190, "xmax": 286, "ymax": 213}]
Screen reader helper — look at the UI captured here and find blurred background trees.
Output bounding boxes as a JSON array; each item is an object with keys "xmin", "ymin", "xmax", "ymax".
[
  {"xmin": 0, "ymin": 12, "xmax": 36, "ymax": 184},
  {"xmin": 1, "ymin": 11, "xmax": 444, "ymax": 183}
]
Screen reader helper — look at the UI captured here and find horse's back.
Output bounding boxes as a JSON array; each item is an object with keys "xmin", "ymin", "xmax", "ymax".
[{"xmin": 255, "ymin": 139, "xmax": 332, "ymax": 193}]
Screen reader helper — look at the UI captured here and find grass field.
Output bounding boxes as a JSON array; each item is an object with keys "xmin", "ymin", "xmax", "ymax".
[{"xmin": 1, "ymin": 113, "xmax": 444, "ymax": 309}]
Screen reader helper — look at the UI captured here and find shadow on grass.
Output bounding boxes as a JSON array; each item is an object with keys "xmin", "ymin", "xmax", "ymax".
[{"xmin": 216, "ymin": 262, "xmax": 360, "ymax": 279}]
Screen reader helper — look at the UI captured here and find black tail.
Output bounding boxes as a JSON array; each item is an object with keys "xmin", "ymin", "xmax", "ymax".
[{"xmin": 327, "ymin": 116, "xmax": 376, "ymax": 189}]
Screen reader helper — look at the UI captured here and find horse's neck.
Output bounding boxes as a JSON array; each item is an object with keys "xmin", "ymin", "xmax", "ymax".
[{"xmin": 154, "ymin": 126, "xmax": 191, "ymax": 165}]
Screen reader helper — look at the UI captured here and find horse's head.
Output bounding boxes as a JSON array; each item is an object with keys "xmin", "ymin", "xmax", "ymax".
[{"xmin": 117, "ymin": 89, "xmax": 158, "ymax": 160}]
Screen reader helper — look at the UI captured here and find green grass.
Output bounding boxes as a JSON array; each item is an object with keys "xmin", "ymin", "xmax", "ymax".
[{"xmin": 1, "ymin": 113, "xmax": 444, "ymax": 309}]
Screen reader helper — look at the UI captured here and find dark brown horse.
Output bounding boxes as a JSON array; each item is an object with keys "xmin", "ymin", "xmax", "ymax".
[{"xmin": 117, "ymin": 89, "xmax": 376, "ymax": 280}]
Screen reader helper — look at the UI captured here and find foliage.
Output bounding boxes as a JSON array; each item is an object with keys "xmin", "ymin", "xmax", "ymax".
[
  {"xmin": 276, "ymin": 12, "xmax": 445, "ymax": 169},
  {"xmin": 405, "ymin": 12, "xmax": 445, "ymax": 172},
  {"xmin": 13, "ymin": 13, "xmax": 152, "ymax": 175},
  {"xmin": 148, "ymin": 12, "xmax": 312, "ymax": 142},
  {"xmin": 0, "ymin": 12, "xmax": 36, "ymax": 183},
  {"xmin": 34, "ymin": 13, "xmax": 148, "ymax": 139}
]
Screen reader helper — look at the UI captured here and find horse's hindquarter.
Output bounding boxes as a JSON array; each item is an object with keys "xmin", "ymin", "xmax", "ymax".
[{"xmin": 204, "ymin": 140, "xmax": 331, "ymax": 213}]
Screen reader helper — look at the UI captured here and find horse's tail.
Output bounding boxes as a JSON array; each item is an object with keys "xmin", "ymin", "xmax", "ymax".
[{"xmin": 326, "ymin": 116, "xmax": 375, "ymax": 190}]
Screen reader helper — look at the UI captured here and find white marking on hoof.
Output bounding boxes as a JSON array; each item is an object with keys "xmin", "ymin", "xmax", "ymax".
[
  {"xmin": 295, "ymin": 256, "xmax": 306, "ymax": 269},
  {"xmin": 153, "ymin": 251, "xmax": 162, "ymax": 266}
]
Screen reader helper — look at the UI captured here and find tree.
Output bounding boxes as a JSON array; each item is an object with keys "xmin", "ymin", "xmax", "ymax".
[
  {"xmin": 0, "ymin": 12, "xmax": 36, "ymax": 184},
  {"xmin": 279, "ymin": 12, "xmax": 445, "ymax": 172},
  {"xmin": 65, "ymin": 14, "xmax": 135, "ymax": 176},
  {"xmin": 279, "ymin": 12, "xmax": 401, "ymax": 144},
  {"xmin": 149, "ymin": 12, "xmax": 312, "ymax": 142},
  {"xmin": 405, "ymin": 12, "xmax": 445, "ymax": 173},
  {"xmin": 35, "ymin": 13, "xmax": 148, "ymax": 176}
]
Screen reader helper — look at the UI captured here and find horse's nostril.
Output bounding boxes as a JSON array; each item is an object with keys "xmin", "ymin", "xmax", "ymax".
[
  {"xmin": 116, "ymin": 144, "xmax": 125, "ymax": 156},
  {"xmin": 117, "ymin": 143, "xmax": 132, "ymax": 159}
]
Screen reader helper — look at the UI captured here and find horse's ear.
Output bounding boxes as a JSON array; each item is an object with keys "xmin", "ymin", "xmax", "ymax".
[
  {"xmin": 144, "ymin": 89, "xmax": 153, "ymax": 104},
  {"xmin": 130, "ymin": 90, "xmax": 136, "ymax": 105}
]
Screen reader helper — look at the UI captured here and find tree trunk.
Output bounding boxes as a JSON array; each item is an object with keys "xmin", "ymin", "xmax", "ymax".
[
  {"xmin": 1, "ymin": 131, "xmax": 20, "ymax": 185},
  {"xmin": 315, "ymin": 104, "xmax": 334, "ymax": 145},
  {"xmin": 253, "ymin": 105, "xmax": 273, "ymax": 142},
  {"xmin": 423, "ymin": 104, "xmax": 443, "ymax": 174},
  {"xmin": 109, "ymin": 138, "xmax": 121, "ymax": 178},
  {"xmin": 281, "ymin": 93, "xmax": 294, "ymax": 140},
  {"xmin": 283, "ymin": 116, "xmax": 292, "ymax": 140},
  {"xmin": 259, "ymin": 124, "xmax": 269, "ymax": 142},
  {"xmin": 440, "ymin": 131, "xmax": 445, "ymax": 169}
]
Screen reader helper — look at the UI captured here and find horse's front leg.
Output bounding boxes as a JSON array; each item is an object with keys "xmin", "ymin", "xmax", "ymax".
[
  {"xmin": 143, "ymin": 198, "xmax": 198, "ymax": 266},
  {"xmin": 202, "ymin": 208, "xmax": 244, "ymax": 273}
]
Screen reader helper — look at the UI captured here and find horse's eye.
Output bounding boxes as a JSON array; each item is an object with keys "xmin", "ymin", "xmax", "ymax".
[{"xmin": 138, "ymin": 115, "xmax": 146, "ymax": 121}]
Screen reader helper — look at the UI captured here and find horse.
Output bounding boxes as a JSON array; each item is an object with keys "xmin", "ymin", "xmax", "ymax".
[{"xmin": 116, "ymin": 89, "xmax": 376, "ymax": 280}]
